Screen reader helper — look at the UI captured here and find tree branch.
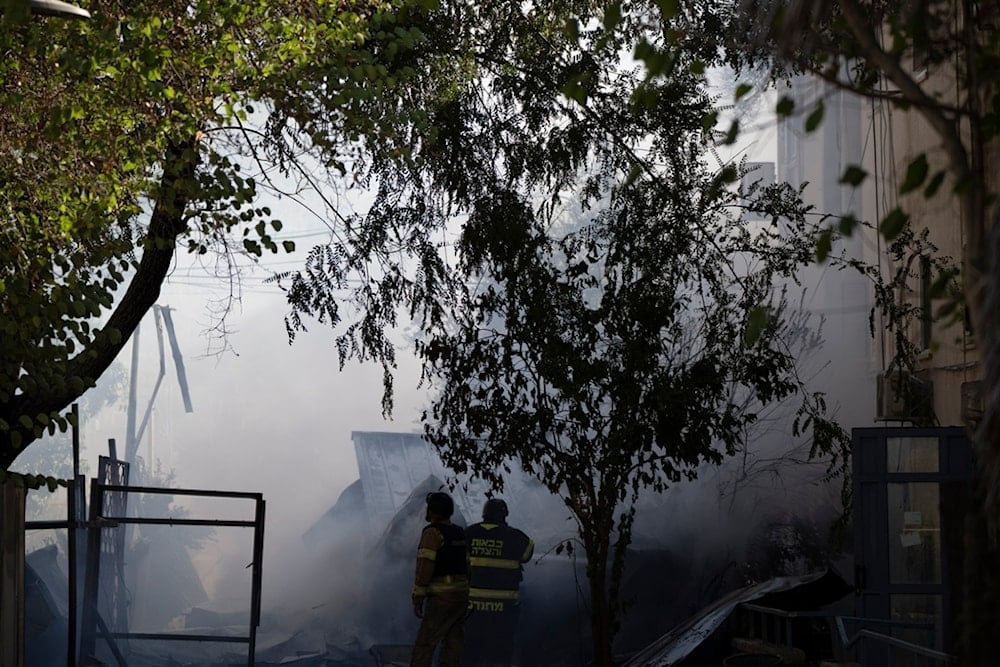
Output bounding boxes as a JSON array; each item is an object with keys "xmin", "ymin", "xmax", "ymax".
[{"xmin": 2, "ymin": 137, "xmax": 200, "ymax": 465}]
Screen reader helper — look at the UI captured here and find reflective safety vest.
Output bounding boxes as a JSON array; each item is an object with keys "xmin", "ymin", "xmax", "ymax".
[
  {"xmin": 431, "ymin": 522, "xmax": 468, "ymax": 578},
  {"xmin": 413, "ymin": 522, "xmax": 469, "ymax": 596},
  {"xmin": 466, "ymin": 522, "xmax": 534, "ymax": 612}
]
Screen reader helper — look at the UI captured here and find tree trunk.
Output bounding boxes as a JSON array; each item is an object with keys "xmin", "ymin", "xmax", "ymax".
[
  {"xmin": 956, "ymin": 8, "xmax": 1000, "ymax": 653},
  {"xmin": 960, "ymin": 211, "xmax": 1000, "ymax": 664},
  {"xmin": 586, "ymin": 542, "xmax": 615, "ymax": 667},
  {"xmin": 959, "ymin": 472, "xmax": 1000, "ymax": 664}
]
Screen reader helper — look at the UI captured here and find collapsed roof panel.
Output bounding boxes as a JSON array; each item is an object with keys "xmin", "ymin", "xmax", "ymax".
[{"xmin": 351, "ymin": 431, "xmax": 488, "ymax": 522}]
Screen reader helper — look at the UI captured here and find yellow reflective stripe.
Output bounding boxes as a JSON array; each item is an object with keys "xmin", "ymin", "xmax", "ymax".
[
  {"xmin": 469, "ymin": 587, "xmax": 519, "ymax": 600},
  {"xmin": 428, "ymin": 580, "xmax": 469, "ymax": 593},
  {"xmin": 417, "ymin": 548, "xmax": 437, "ymax": 561},
  {"xmin": 412, "ymin": 585, "xmax": 429, "ymax": 596},
  {"xmin": 522, "ymin": 540, "xmax": 534, "ymax": 561},
  {"xmin": 469, "ymin": 556, "xmax": 520, "ymax": 570},
  {"xmin": 423, "ymin": 575, "xmax": 469, "ymax": 594}
]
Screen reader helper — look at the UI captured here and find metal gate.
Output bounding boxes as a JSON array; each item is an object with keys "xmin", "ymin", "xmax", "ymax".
[{"xmin": 80, "ymin": 484, "xmax": 265, "ymax": 666}]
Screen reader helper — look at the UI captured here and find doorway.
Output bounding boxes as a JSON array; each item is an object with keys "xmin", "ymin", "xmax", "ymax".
[{"xmin": 851, "ymin": 427, "xmax": 970, "ymax": 663}]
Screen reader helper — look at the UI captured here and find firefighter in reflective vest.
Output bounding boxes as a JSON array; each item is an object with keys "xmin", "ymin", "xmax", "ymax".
[
  {"xmin": 410, "ymin": 491, "xmax": 470, "ymax": 667},
  {"xmin": 463, "ymin": 498, "xmax": 534, "ymax": 666}
]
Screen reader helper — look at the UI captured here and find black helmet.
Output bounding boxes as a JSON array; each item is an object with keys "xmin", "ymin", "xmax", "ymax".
[
  {"xmin": 426, "ymin": 492, "xmax": 454, "ymax": 518},
  {"xmin": 482, "ymin": 498, "xmax": 508, "ymax": 523}
]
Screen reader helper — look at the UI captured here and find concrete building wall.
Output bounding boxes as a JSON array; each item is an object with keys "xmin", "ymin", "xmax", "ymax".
[
  {"xmin": 776, "ymin": 75, "xmax": 876, "ymax": 430},
  {"xmin": 857, "ymin": 42, "xmax": 981, "ymax": 428}
]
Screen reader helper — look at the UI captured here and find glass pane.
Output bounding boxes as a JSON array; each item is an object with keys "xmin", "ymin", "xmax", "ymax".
[
  {"xmin": 888, "ymin": 483, "xmax": 941, "ymax": 584},
  {"xmin": 887, "ymin": 437, "xmax": 939, "ymax": 473},
  {"xmin": 890, "ymin": 594, "xmax": 942, "ymax": 664}
]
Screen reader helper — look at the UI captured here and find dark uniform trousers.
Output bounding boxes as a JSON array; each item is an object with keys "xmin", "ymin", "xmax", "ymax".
[
  {"xmin": 411, "ymin": 590, "xmax": 469, "ymax": 667},
  {"xmin": 463, "ymin": 604, "xmax": 518, "ymax": 667}
]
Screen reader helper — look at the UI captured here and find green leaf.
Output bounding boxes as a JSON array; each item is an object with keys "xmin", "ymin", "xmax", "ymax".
[
  {"xmin": 722, "ymin": 119, "xmax": 739, "ymax": 145},
  {"xmin": 840, "ymin": 165, "xmax": 868, "ymax": 187},
  {"xmin": 837, "ymin": 215, "xmax": 859, "ymax": 237},
  {"xmin": 282, "ymin": 240, "xmax": 296, "ymax": 253},
  {"xmin": 603, "ymin": 2, "xmax": 622, "ymax": 31},
  {"xmin": 563, "ymin": 18, "xmax": 580, "ymax": 41},
  {"xmin": 929, "ymin": 267, "xmax": 957, "ymax": 298},
  {"xmin": 879, "ymin": 208, "xmax": 909, "ymax": 240},
  {"xmin": 805, "ymin": 101, "xmax": 824, "ymax": 132},
  {"xmin": 735, "ymin": 83, "xmax": 752, "ymax": 101},
  {"xmin": 924, "ymin": 171, "xmax": 945, "ymax": 198},
  {"xmin": 744, "ymin": 305, "xmax": 771, "ymax": 345},
  {"xmin": 243, "ymin": 239, "xmax": 262, "ymax": 256},
  {"xmin": 561, "ymin": 76, "xmax": 589, "ymax": 106},
  {"xmin": 624, "ymin": 162, "xmax": 643, "ymax": 187},
  {"xmin": 900, "ymin": 154, "xmax": 929, "ymax": 194},
  {"xmin": 934, "ymin": 302, "xmax": 958, "ymax": 326},
  {"xmin": 816, "ymin": 227, "xmax": 833, "ymax": 262},
  {"xmin": 2, "ymin": 0, "xmax": 30, "ymax": 23},
  {"xmin": 631, "ymin": 84, "xmax": 658, "ymax": 110},
  {"xmin": 776, "ymin": 96, "xmax": 794, "ymax": 116},
  {"xmin": 655, "ymin": 0, "xmax": 679, "ymax": 18}
]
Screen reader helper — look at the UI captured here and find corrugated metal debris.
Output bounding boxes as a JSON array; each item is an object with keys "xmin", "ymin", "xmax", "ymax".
[{"xmin": 624, "ymin": 569, "xmax": 851, "ymax": 666}]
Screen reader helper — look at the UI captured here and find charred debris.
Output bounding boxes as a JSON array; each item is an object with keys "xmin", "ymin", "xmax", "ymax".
[{"xmin": 13, "ymin": 430, "xmax": 863, "ymax": 666}]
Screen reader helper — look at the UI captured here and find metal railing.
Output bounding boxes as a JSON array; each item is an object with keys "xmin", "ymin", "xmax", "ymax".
[
  {"xmin": 834, "ymin": 616, "xmax": 958, "ymax": 665},
  {"xmin": 740, "ymin": 602, "xmax": 958, "ymax": 665}
]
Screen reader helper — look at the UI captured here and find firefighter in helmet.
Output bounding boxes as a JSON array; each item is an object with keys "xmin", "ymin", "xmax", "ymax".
[
  {"xmin": 410, "ymin": 491, "xmax": 470, "ymax": 667},
  {"xmin": 463, "ymin": 498, "xmax": 534, "ymax": 666}
]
